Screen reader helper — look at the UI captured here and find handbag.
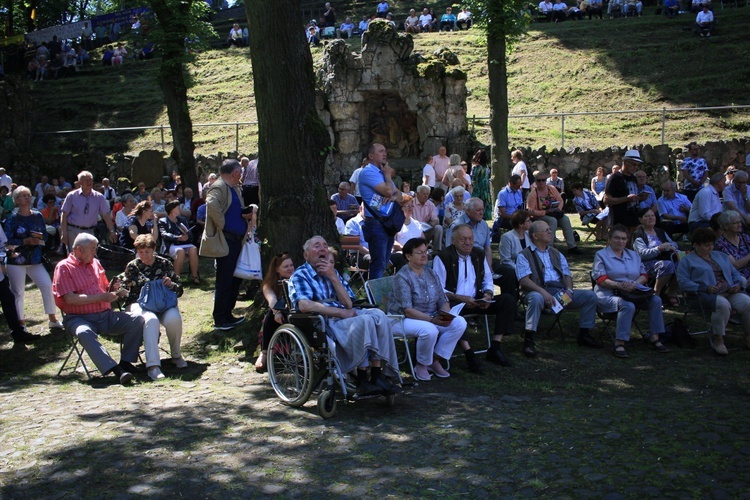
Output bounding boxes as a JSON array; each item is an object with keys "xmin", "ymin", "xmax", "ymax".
[
  {"xmin": 614, "ymin": 287, "xmax": 654, "ymax": 307},
  {"xmin": 137, "ymin": 280, "xmax": 178, "ymax": 313},
  {"xmin": 234, "ymin": 236, "xmax": 263, "ymax": 280},
  {"xmin": 363, "ymin": 200, "xmax": 406, "ymax": 237}
]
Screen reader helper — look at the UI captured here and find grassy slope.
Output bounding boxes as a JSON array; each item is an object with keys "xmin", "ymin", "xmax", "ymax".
[{"xmin": 29, "ymin": 8, "xmax": 750, "ymax": 155}]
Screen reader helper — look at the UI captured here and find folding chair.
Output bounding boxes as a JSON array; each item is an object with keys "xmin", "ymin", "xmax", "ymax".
[
  {"xmin": 517, "ymin": 291, "xmax": 565, "ymax": 340},
  {"xmin": 340, "ymin": 235, "xmax": 369, "ymax": 291},
  {"xmin": 57, "ymin": 328, "xmax": 127, "ymax": 380},
  {"xmin": 672, "ymin": 253, "xmax": 715, "ymax": 348},
  {"xmin": 588, "ymin": 272, "xmax": 644, "ymax": 342},
  {"xmin": 364, "ymin": 276, "xmax": 416, "ymax": 380}
]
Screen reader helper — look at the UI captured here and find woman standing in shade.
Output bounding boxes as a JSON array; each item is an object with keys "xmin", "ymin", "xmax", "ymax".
[{"xmin": 471, "ymin": 149, "xmax": 492, "ymax": 220}]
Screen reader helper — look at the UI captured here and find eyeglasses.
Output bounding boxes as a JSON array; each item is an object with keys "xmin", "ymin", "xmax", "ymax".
[
  {"xmin": 411, "ymin": 250, "xmax": 429, "ymax": 256},
  {"xmin": 536, "ymin": 179, "xmax": 546, "ymax": 182}
]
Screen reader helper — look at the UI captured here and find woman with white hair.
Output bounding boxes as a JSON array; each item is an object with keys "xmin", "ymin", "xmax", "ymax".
[
  {"xmin": 443, "ymin": 186, "xmax": 467, "ymax": 235},
  {"xmin": 3, "ymin": 185, "xmax": 63, "ymax": 329}
]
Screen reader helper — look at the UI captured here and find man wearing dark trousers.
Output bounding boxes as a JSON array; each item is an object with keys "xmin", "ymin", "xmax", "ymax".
[
  {"xmin": 200, "ymin": 159, "xmax": 248, "ymax": 330},
  {"xmin": 434, "ymin": 224, "xmax": 516, "ymax": 372},
  {"xmin": 239, "ymin": 156, "xmax": 260, "ymax": 207}
]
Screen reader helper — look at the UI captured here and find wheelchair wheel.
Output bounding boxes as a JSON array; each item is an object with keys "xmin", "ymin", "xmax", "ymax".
[
  {"xmin": 317, "ymin": 388, "xmax": 337, "ymax": 419},
  {"xmin": 268, "ymin": 325, "xmax": 315, "ymax": 407}
]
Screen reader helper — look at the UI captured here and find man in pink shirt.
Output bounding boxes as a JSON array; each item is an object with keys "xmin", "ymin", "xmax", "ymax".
[
  {"xmin": 60, "ymin": 170, "xmax": 118, "ymax": 252},
  {"xmin": 53, "ymin": 233, "xmax": 144, "ymax": 385},
  {"xmin": 413, "ymin": 185, "xmax": 444, "ymax": 251},
  {"xmin": 432, "ymin": 146, "xmax": 450, "ymax": 191}
]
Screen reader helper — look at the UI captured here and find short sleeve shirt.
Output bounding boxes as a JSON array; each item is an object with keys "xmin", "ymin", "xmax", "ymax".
[{"xmin": 681, "ymin": 157, "xmax": 709, "ymax": 190}]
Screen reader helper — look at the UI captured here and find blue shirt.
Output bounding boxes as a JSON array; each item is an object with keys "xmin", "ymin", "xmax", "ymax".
[
  {"xmin": 358, "ymin": 164, "xmax": 396, "ymax": 219},
  {"xmin": 223, "ymin": 187, "xmax": 246, "ymax": 235},
  {"xmin": 344, "ymin": 215, "xmax": 368, "ymax": 249},
  {"xmin": 656, "ymin": 192, "xmax": 691, "ymax": 218},
  {"xmin": 573, "ymin": 189, "xmax": 598, "ymax": 213},
  {"xmin": 516, "ymin": 242, "xmax": 571, "ymax": 283},
  {"xmin": 331, "ymin": 192, "xmax": 358, "ymax": 212},
  {"xmin": 289, "ymin": 261, "xmax": 354, "ymax": 310},
  {"xmin": 446, "ymin": 213, "xmax": 491, "ymax": 251},
  {"xmin": 495, "ymin": 186, "xmax": 523, "ymax": 218},
  {"xmin": 723, "ymin": 183, "xmax": 749, "ymax": 216},
  {"xmin": 637, "ymin": 185, "xmax": 657, "ymax": 210}
]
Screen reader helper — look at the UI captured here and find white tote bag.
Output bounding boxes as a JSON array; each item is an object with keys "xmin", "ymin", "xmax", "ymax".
[{"xmin": 234, "ymin": 237, "xmax": 262, "ymax": 280}]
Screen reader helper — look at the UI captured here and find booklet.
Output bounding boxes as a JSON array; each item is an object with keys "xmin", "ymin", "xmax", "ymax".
[{"xmin": 550, "ymin": 289, "xmax": 572, "ymax": 314}]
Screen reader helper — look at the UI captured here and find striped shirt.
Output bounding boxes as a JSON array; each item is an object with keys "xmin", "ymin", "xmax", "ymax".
[
  {"xmin": 52, "ymin": 254, "xmax": 112, "ymax": 315},
  {"xmin": 289, "ymin": 261, "xmax": 354, "ymax": 311}
]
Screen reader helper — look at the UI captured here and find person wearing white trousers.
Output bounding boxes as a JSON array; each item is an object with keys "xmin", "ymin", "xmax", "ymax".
[
  {"xmin": 6, "ymin": 264, "xmax": 62, "ymax": 328},
  {"xmin": 388, "ymin": 238, "xmax": 468, "ymax": 381},
  {"xmin": 118, "ymin": 234, "xmax": 187, "ymax": 381},
  {"xmin": 3, "ymin": 185, "xmax": 63, "ymax": 329}
]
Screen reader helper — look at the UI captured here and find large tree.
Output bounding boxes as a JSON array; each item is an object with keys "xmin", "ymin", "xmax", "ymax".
[
  {"xmin": 466, "ymin": 1, "xmax": 530, "ymax": 199},
  {"xmin": 245, "ymin": 0, "xmax": 334, "ymax": 262},
  {"xmin": 146, "ymin": 0, "xmax": 214, "ymax": 193}
]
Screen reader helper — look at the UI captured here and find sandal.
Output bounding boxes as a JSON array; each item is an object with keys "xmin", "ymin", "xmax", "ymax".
[
  {"xmin": 613, "ymin": 344, "xmax": 629, "ymax": 358},
  {"xmin": 191, "ymin": 276, "xmax": 201, "ymax": 285}
]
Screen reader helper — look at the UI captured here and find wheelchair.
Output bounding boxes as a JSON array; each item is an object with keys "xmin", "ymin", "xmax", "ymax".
[{"xmin": 267, "ymin": 285, "xmax": 397, "ymax": 418}]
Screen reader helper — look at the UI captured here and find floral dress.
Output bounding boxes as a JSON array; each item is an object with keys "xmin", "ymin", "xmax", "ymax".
[
  {"xmin": 443, "ymin": 202, "xmax": 466, "ymax": 232},
  {"xmin": 714, "ymin": 233, "xmax": 750, "ymax": 280},
  {"xmin": 118, "ymin": 255, "xmax": 183, "ymax": 307},
  {"xmin": 471, "ymin": 164, "xmax": 492, "ymax": 220}
]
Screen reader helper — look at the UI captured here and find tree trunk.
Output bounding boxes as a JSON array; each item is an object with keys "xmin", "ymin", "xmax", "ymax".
[
  {"xmin": 149, "ymin": 0, "xmax": 199, "ymax": 194},
  {"xmin": 487, "ymin": 30, "xmax": 510, "ymax": 201},
  {"xmin": 246, "ymin": 0, "xmax": 334, "ymax": 264}
]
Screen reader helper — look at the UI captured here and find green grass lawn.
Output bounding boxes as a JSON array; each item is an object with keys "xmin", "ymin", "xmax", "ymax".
[{"xmin": 28, "ymin": 8, "xmax": 750, "ymax": 156}]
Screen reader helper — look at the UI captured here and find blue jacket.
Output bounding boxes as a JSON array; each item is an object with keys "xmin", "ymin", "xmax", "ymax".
[{"xmin": 676, "ymin": 251, "xmax": 747, "ymax": 292}]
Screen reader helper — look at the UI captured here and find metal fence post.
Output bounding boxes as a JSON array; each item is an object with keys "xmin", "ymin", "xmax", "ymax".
[
  {"xmin": 661, "ymin": 108, "xmax": 666, "ymax": 145},
  {"xmin": 160, "ymin": 125, "xmax": 165, "ymax": 151},
  {"xmin": 471, "ymin": 114, "xmax": 475, "ymax": 136},
  {"xmin": 561, "ymin": 113, "xmax": 565, "ymax": 149},
  {"xmin": 235, "ymin": 123, "xmax": 239, "ymax": 153}
]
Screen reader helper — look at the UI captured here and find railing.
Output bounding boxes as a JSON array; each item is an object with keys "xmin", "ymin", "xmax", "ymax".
[
  {"xmin": 30, "ymin": 121, "xmax": 259, "ymax": 153},
  {"xmin": 468, "ymin": 104, "xmax": 750, "ymax": 149},
  {"xmin": 30, "ymin": 104, "xmax": 750, "ymax": 154}
]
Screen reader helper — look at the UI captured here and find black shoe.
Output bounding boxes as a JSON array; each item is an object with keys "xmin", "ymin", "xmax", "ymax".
[
  {"xmin": 465, "ymin": 353, "xmax": 484, "ymax": 373},
  {"xmin": 486, "ymin": 347, "xmax": 512, "ymax": 367},
  {"xmin": 523, "ymin": 338, "xmax": 537, "ymax": 358},
  {"xmin": 373, "ymin": 377, "xmax": 402, "ymax": 395},
  {"xmin": 355, "ymin": 380, "xmax": 382, "ymax": 398},
  {"xmin": 568, "ymin": 246, "xmax": 583, "ymax": 255},
  {"xmin": 12, "ymin": 330, "xmax": 41, "ymax": 344},
  {"xmin": 119, "ymin": 360, "xmax": 142, "ymax": 373},
  {"xmin": 119, "ymin": 371, "xmax": 134, "ymax": 385},
  {"xmin": 577, "ymin": 333, "xmax": 602, "ymax": 348}
]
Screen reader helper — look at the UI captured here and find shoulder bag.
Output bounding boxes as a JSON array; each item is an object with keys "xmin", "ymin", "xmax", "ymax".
[{"xmin": 137, "ymin": 280, "xmax": 178, "ymax": 313}]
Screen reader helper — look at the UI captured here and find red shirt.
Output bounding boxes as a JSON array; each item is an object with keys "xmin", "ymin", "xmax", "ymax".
[{"xmin": 52, "ymin": 254, "xmax": 112, "ymax": 315}]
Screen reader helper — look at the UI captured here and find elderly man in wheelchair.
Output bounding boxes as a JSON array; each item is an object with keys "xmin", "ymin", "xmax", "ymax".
[{"xmin": 288, "ymin": 235, "xmax": 401, "ymax": 399}]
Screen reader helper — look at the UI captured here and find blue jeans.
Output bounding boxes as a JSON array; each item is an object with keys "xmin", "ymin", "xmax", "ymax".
[
  {"xmin": 525, "ymin": 289, "xmax": 597, "ymax": 332},
  {"xmin": 363, "ymin": 218, "xmax": 393, "ymax": 279},
  {"xmin": 213, "ymin": 235, "xmax": 243, "ymax": 324}
]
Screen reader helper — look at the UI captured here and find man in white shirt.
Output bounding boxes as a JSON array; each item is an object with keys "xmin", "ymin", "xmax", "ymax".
[
  {"xmin": 538, "ymin": 0, "xmax": 554, "ymax": 20},
  {"xmin": 688, "ymin": 172, "xmax": 725, "ymax": 232},
  {"xmin": 456, "ymin": 7, "xmax": 472, "ymax": 29},
  {"xmin": 329, "ymin": 200, "xmax": 346, "ymax": 234},
  {"xmin": 0, "ymin": 168, "xmax": 12, "ymax": 191},
  {"xmin": 694, "ymin": 4, "xmax": 714, "ymax": 36},
  {"xmin": 418, "ymin": 8, "xmax": 433, "ymax": 31},
  {"xmin": 422, "ymin": 154, "xmax": 436, "ymax": 189},
  {"xmin": 349, "ymin": 161, "xmax": 365, "ymax": 204}
]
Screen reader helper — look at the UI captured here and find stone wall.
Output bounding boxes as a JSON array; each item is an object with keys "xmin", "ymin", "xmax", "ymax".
[
  {"xmin": 509, "ymin": 139, "xmax": 749, "ymax": 191},
  {"xmin": 317, "ymin": 20, "xmax": 470, "ymax": 187}
]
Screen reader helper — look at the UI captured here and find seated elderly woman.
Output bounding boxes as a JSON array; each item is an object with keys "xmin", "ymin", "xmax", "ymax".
[
  {"xmin": 677, "ymin": 228, "xmax": 750, "ymax": 354},
  {"xmin": 158, "ymin": 200, "xmax": 200, "ymax": 285},
  {"xmin": 713, "ymin": 210, "xmax": 750, "ymax": 281},
  {"xmin": 443, "ymin": 186, "xmax": 467, "ymax": 232},
  {"xmin": 498, "ymin": 210, "xmax": 531, "ymax": 271},
  {"xmin": 119, "ymin": 234, "xmax": 187, "ymax": 380},
  {"xmin": 388, "ymin": 237, "xmax": 467, "ymax": 381},
  {"xmin": 632, "ymin": 207, "xmax": 679, "ymax": 307},
  {"xmin": 593, "ymin": 224, "xmax": 669, "ymax": 358}
]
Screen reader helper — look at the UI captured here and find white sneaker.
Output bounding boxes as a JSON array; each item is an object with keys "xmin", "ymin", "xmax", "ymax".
[
  {"xmin": 49, "ymin": 320, "xmax": 64, "ymax": 329},
  {"xmin": 147, "ymin": 366, "xmax": 165, "ymax": 380},
  {"xmin": 172, "ymin": 357, "xmax": 188, "ymax": 369}
]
